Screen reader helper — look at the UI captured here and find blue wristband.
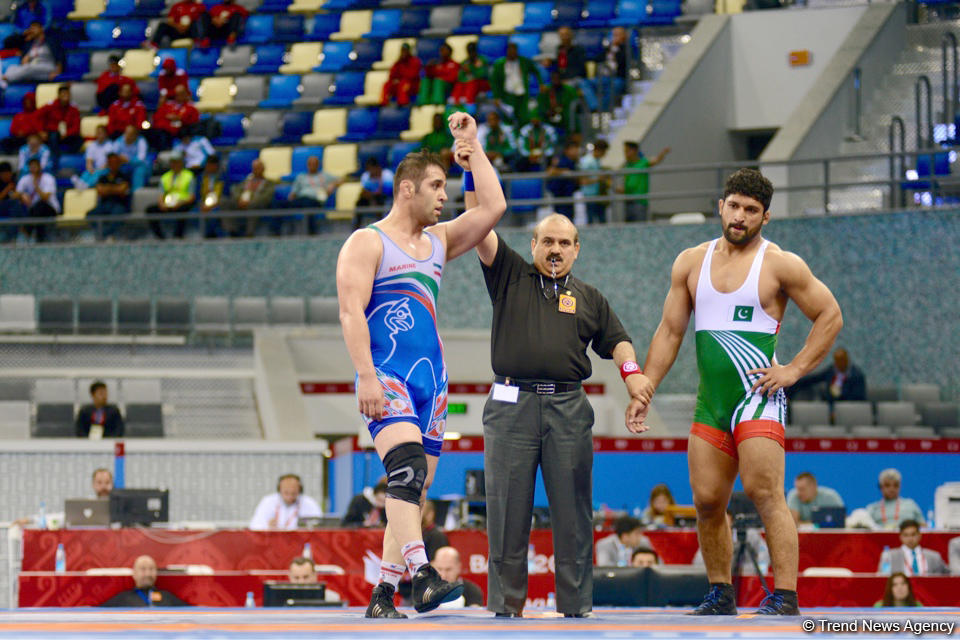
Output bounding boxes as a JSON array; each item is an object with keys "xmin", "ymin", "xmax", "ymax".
[{"xmin": 463, "ymin": 171, "xmax": 474, "ymax": 192}]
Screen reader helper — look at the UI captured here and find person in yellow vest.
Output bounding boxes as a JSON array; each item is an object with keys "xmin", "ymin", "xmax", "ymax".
[{"xmin": 147, "ymin": 150, "xmax": 195, "ymax": 239}]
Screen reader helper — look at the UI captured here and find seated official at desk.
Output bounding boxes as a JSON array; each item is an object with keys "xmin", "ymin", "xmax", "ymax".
[
  {"xmin": 101, "ymin": 555, "xmax": 187, "ymax": 607},
  {"xmin": 250, "ymin": 474, "xmax": 322, "ymax": 531}
]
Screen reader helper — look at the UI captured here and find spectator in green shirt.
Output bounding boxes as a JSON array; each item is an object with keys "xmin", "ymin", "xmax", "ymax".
[
  {"xmin": 418, "ymin": 113, "xmax": 455, "ymax": 170},
  {"xmin": 146, "ymin": 151, "xmax": 195, "ymax": 239},
  {"xmin": 618, "ymin": 141, "xmax": 670, "ymax": 222},
  {"xmin": 537, "ymin": 71, "xmax": 579, "ymax": 136},
  {"xmin": 450, "ymin": 42, "xmax": 489, "ymax": 105},
  {"xmin": 490, "ymin": 42, "xmax": 538, "ymax": 126},
  {"xmin": 786, "ymin": 471, "xmax": 844, "ymax": 524},
  {"xmin": 478, "ymin": 110, "xmax": 517, "ymax": 172}
]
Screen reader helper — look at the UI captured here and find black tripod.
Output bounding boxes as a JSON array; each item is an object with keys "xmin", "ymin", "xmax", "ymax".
[{"xmin": 731, "ymin": 514, "xmax": 771, "ymax": 598}]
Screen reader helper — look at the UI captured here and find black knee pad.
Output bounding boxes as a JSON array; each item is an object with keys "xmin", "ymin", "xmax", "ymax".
[{"xmin": 383, "ymin": 442, "xmax": 427, "ymax": 506}]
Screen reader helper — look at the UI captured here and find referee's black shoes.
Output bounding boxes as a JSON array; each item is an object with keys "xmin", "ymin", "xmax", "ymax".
[
  {"xmin": 412, "ymin": 564, "xmax": 464, "ymax": 613},
  {"xmin": 688, "ymin": 583, "xmax": 738, "ymax": 615},
  {"xmin": 364, "ymin": 583, "xmax": 407, "ymax": 619}
]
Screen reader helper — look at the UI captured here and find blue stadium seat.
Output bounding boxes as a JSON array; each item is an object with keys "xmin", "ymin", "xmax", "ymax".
[
  {"xmin": 0, "ymin": 57, "xmax": 21, "ymax": 75},
  {"xmin": 59, "ymin": 52, "xmax": 91, "ymax": 82},
  {"xmin": 357, "ymin": 143, "xmax": 391, "ymax": 173},
  {"xmin": 323, "ymin": 71, "xmax": 366, "ymax": 105},
  {"xmin": 576, "ymin": 30, "xmax": 605, "ymax": 60},
  {"xmin": 339, "ymin": 107, "xmax": 379, "ymax": 142},
  {"xmin": 49, "ymin": 0, "xmax": 75, "ymax": 20},
  {"xmin": 212, "ymin": 113, "xmax": 245, "ymax": 146},
  {"xmin": 137, "ymin": 80, "xmax": 160, "ymax": 110},
  {"xmin": 273, "ymin": 184, "xmax": 292, "ymax": 204},
  {"xmin": 509, "ymin": 34, "xmax": 541, "ymax": 60},
  {"xmin": 274, "ymin": 14, "xmax": 304, "ymax": 43},
  {"xmin": 554, "ymin": 1, "xmax": 584, "ymax": 26},
  {"xmin": 510, "ymin": 178, "xmax": 543, "ymax": 212},
  {"xmin": 388, "ymin": 141, "xmax": 419, "ymax": 170},
  {"xmin": 454, "ymin": 4, "xmax": 492, "ymax": 34},
  {"xmin": 259, "ymin": 75, "xmax": 302, "ymax": 108},
  {"xmin": 188, "ymin": 77, "xmax": 200, "ymax": 100},
  {"xmin": 0, "ymin": 119, "xmax": 12, "ymax": 141},
  {"xmin": 56, "ymin": 154, "xmax": 86, "ymax": 188},
  {"xmin": 113, "ymin": 20, "xmax": 148, "ymax": 48},
  {"xmin": 364, "ymin": 9, "xmax": 402, "ymax": 39},
  {"xmin": 132, "ymin": 0, "xmax": 165, "ymax": 16},
  {"xmin": 578, "ymin": 0, "xmax": 617, "ymax": 27},
  {"xmin": 0, "ymin": 86, "xmax": 32, "ymax": 115},
  {"xmin": 612, "ymin": 0, "xmax": 647, "ymax": 25},
  {"xmin": 645, "ymin": 0, "xmax": 681, "ymax": 24},
  {"xmin": 0, "ymin": 24, "xmax": 16, "ymax": 44},
  {"xmin": 248, "ymin": 44, "xmax": 286, "ymax": 74},
  {"xmin": 315, "ymin": 41, "xmax": 353, "ymax": 73},
  {"xmin": 304, "ymin": 13, "xmax": 340, "ymax": 41},
  {"xmin": 323, "ymin": 0, "xmax": 376, "ymax": 8},
  {"xmin": 260, "ymin": 0, "xmax": 292, "ymax": 11},
  {"xmin": 101, "ymin": 0, "xmax": 136, "ymax": 18},
  {"xmin": 411, "ymin": 0, "xmax": 448, "ymax": 6},
  {"xmin": 80, "ymin": 20, "xmax": 114, "ymax": 49},
  {"xmin": 239, "ymin": 15, "xmax": 274, "ymax": 45},
  {"xmin": 516, "ymin": 2, "xmax": 554, "ymax": 32},
  {"xmin": 189, "ymin": 47, "xmax": 221, "ymax": 76},
  {"xmin": 416, "ymin": 39, "xmax": 444, "ymax": 64},
  {"xmin": 152, "ymin": 49, "xmax": 188, "ymax": 76},
  {"xmin": 346, "ymin": 40, "xmax": 383, "ymax": 72},
  {"xmin": 375, "ymin": 106, "xmax": 411, "ymax": 138},
  {"xmin": 397, "ymin": 9, "xmax": 431, "ymax": 36},
  {"xmin": 273, "ymin": 111, "xmax": 314, "ymax": 144},
  {"xmin": 285, "ymin": 146, "xmax": 324, "ymax": 180},
  {"xmin": 226, "ymin": 149, "xmax": 260, "ymax": 184},
  {"xmin": 477, "ymin": 35, "xmax": 508, "ymax": 61}
]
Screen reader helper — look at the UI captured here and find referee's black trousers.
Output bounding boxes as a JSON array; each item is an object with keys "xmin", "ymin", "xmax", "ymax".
[{"xmin": 482, "ymin": 387, "xmax": 595, "ymax": 615}]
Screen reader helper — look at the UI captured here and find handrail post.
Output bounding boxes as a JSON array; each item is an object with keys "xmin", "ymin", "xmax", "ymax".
[
  {"xmin": 915, "ymin": 76, "xmax": 933, "ymax": 148},
  {"xmin": 942, "ymin": 33, "xmax": 958, "ymax": 129},
  {"xmin": 823, "ymin": 159, "xmax": 831, "ymax": 213},
  {"xmin": 889, "ymin": 116, "xmax": 906, "ymax": 208}
]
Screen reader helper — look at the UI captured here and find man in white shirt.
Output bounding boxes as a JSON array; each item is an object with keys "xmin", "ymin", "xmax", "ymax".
[
  {"xmin": 15, "ymin": 157, "xmax": 58, "ymax": 242},
  {"xmin": 250, "ymin": 474, "xmax": 322, "ymax": 530}
]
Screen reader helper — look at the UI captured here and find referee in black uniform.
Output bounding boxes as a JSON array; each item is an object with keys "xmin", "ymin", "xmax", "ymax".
[{"xmin": 466, "ymin": 182, "xmax": 652, "ymax": 616}]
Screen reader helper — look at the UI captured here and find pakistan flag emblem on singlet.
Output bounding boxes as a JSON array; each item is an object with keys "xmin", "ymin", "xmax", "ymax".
[{"xmin": 733, "ymin": 305, "xmax": 754, "ymax": 322}]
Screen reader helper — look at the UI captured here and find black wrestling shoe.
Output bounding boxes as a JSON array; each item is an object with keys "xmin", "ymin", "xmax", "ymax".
[
  {"xmin": 755, "ymin": 590, "xmax": 800, "ymax": 615},
  {"xmin": 563, "ymin": 612, "xmax": 594, "ymax": 618},
  {"xmin": 365, "ymin": 583, "xmax": 407, "ymax": 619},
  {"xmin": 688, "ymin": 583, "xmax": 737, "ymax": 615},
  {"xmin": 412, "ymin": 564, "xmax": 464, "ymax": 613}
]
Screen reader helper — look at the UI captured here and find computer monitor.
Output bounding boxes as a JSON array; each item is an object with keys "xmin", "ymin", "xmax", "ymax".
[
  {"xmin": 109, "ymin": 489, "xmax": 169, "ymax": 526},
  {"xmin": 810, "ymin": 505, "xmax": 846, "ymax": 529},
  {"xmin": 262, "ymin": 582, "xmax": 329, "ymax": 607}
]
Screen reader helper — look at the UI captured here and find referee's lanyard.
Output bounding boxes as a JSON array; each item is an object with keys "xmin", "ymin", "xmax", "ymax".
[
  {"xmin": 881, "ymin": 499, "xmax": 899, "ymax": 526},
  {"xmin": 274, "ymin": 501, "xmax": 300, "ymax": 529},
  {"xmin": 135, "ymin": 588, "xmax": 153, "ymax": 606}
]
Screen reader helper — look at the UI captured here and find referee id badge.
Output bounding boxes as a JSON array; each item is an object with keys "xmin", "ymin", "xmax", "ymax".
[
  {"xmin": 558, "ymin": 293, "xmax": 576, "ymax": 314},
  {"xmin": 492, "ymin": 383, "xmax": 519, "ymax": 404}
]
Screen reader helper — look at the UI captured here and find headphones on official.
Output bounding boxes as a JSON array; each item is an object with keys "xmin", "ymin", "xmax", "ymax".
[{"xmin": 277, "ymin": 474, "xmax": 303, "ymax": 493}]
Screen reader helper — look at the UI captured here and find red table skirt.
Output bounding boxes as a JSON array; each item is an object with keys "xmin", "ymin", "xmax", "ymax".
[{"xmin": 18, "ymin": 573, "xmax": 960, "ymax": 608}]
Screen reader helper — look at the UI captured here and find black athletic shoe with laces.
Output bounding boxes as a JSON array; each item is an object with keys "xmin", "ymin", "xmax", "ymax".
[
  {"xmin": 755, "ymin": 590, "xmax": 800, "ymax": 615},
  {"xmin": 412, "ymin": 564, "xmax": 464, "ymax": 613},
  {"xmin": 688, "ymin": 583, "xmax": 737, "ymax": 615},
  {"xmin": 365, "ymin": 583, "xmax": 407, "ymax": 619}
]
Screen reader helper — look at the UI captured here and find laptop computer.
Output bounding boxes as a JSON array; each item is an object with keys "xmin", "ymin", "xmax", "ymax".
[
  {"xmin": 810, "ymin": 505, "xmax": 847, "ymax": 528},
  {"xmin": 65, "ymin": 499, "xmax": 111, "ymax": 527}
]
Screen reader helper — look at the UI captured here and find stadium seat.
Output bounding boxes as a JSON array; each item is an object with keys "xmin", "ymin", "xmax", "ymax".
[
  {"xmin": 69, "ymin": 0, "xmax": 106, "ymax": 20},
  {"xmin": 77, "ymin": 297, "xmax": 113, "ymax": 333},
  {"xmin": 124, "ymin": 404, "xmax": 164, "ymax": 438},
  {"xmin": 247, "ymin": 44, "xmax": 286, "ymax": 74},
  {"xmin": 302, "ymin": 108, "xmax": 347, "ymax": 144},
  {"xmin": 35, "ymin": 84, "xmax": 61, "ymax": 110},
  {"xmin": 388, "ymin": 141, "xmax": 420, "ymax": 169},
  {"xmin": 510, "ymin": 178, "xmax": 543, "ymax": 212},
  {"xmin": 274, "ymin": 111, "xmax": 314, "ymax": 144},
  {"xmin": 902, "ymin": 383, "xmax": 940, "ymax": 403},
  {"xmin": 259, "ymin": 147, "xmax": 292, "ymax": 182},
  {"xmin": 62, "ymin": 189, "xmax": 97, "ymax": 224},
  {"xmin": 576, "ymin": 30, "xmax": 606, "ymax": 60},
  {"xmin": 833, "ymin": 401, "xmax": 873, "ymax": 428},
  {"xmin": 293, "ymin": 73, "xmax": 334, "ymax": 106},
  {"xmin": 155, "ymin": 297, "xmax": 190, "ymax": 333},
  {"xmin": 579, "ymin": 0, "xmax": 618, "ymax": 27},
  {"xmin": 80, "ymin": 116, "xmax": 109, "ymax": 138},
  {"xmin": 189, "ymin": 47, "xmax": 221, "ymax": 76},
  {"xmin": 423, "ymin": 6, "xmax": 462, "ymax": 37},
  {"xmin": 194, "ymin": 77, "xmax": 234, "ymax": 111},
  {"xmin": 612, "ymin": 0, "xmax": 647, "ymax": 26},
  {"xmin": 554, "ymin": 0, "xmax": 584, "ymax": 25},
  {"xmin": 539, "ymin": 30, "xmax": 560, "ymax": 58},
  {"xmin": 400, "ymin": 104, "xmax": 443, "ymax": 141},
  {"xmin": 416, "ymin": 38, "xmax": 444, "ymax": 63},
  {"xmin": 323, "ymin": 143, "xmax": 358, "ymax": 177},
  {"xmin": 260, "ymin": 75, "xmax": 302, "ymax": 108},
  {"xmin": 894, "ymin": 425, "xmax": 937, "ymax": 439},
  {"xmin": 33, "ymin": 404, "xmax": 77, "ymax": 438},
  {"xmin": 151, "ymin": 49, "xmax": 188, "ymax": 77},
  {"xmin": 0, "ymin": 118, "xmax": 10, "ymax": 142},
  {"xmin": 285, "ymin": 146, "xmax": 324, "ymax": 180},
  {"xmin": 446, "ymin": 35, "xmax": 478, "ymax": 62},
  {"xmin": 851, "ymin": 425, "xmax": 892, "ymax": 438},
  {"xmin": 920, "ymin": 402, "xmax": 959, "ymax": 429},
  {"xmin": 240, "ymin": 111, "xmax": 282, "ymax": 146},
  {"xmin": 137, "ymin": 79, "xmax": 160, "ymax": 110},
  {"xmin": 373, "ymin": 38, "xmax": 417, "ymax": 70},
  {"xmin": 789, "ymin": 401, "xmax": 830, "ymax": 427},
  {"xmin": 231, "ymin": 76, "xmax": 266, "ymax": 108},
  {"xmin": 226, "ymin": 149, "xmax": 261, "ymax": 184},
  {"xmin": 288, "ymin": 0, "xmax": 323, "ymax": 12},
  {"xmin": 347, "ymin": 40, "xmax": 384, "ymax": 72},
  {"xmin": 875, "ymin": 402, "xmax": 918, "ymax": 427},
  {"xmin": 194, "ymin": 296, "xmax": 230, "ymax": 334},
  {"xmin": 375, "ymin": 106, "xmax": 411, "ymax": 138},
  {"xmin": 364, "ymin": 8, "xmax": 402, "ymax": 38},
  {"xmin": 396, "ymin": 9, "xmax": 431, "ymax": 36},
  {"xmin": 56, "ymin": 155, "xmax": 86, "ymax": 189},
  {"xmin": 645, "ymin": 0, "xmax": 681, "ymax": 24},
  {"xmin": 476, "ymin": 35, "xmax": 508, "ymax": 61},
  {"xmin": 113, "ymin": 19, "xmax": 148, "ymax": 48},
  {"xmin": 510, "ymin": 33, "xmax": 541, "ymax": 60},
  {"xmin": 120, "ymin": 50, "xmax": 154, "ymax": 80},
  {"xmin": 315, "ymin": 41, "xmax": 354, "ymax": 73},
  {"xmin": 259, "ymin": 0, "xmax": 292, "ymax": 12},
  {"xmin": 304, "ymin": 13, "xmax": 341, "ymax": 41},
  {"xmin": 331, "ymin": 10, "xmax": 373, "ymax": 41},
  {"xmin": 339, "ymin": 107, "xmax": 379, "ymax": 142},
  {"xmin": 280, "ymin": 43, "xmax": 323, "ymax": 74},
  {"xmin": 116, "ymin": 298, "xmax": 152, "ymax": 333},
  {"xmin": 0, "ymin": 295, "xmax": 36, "ymax": 333},
  {"xmin": 121, "ymin": 378, "xmax": 162, "ymax": 403},
  {"xmin": 84, "ymin": 50, "xmax": 122, "ymax": 81},
  {"xmin": 234, "ymin": 296, "xmax": 269, "ymax": 330},
  {"xmin": 59, "ymin": 52, "xmax": 92, "ymax": 81},
  {"xmin": 274, "ymin": 14, "xmax": 305, "ymax": 42},
  {"xmin": 866, "ymin": 386, "xmax": 899, "ymax": 402},
  {"xmin": 131, "ymin": 187, "xmax": 161, "ymax": 213},
  {"xmin": 354, "ymin": 70, "xmax": 389, "ymax": 106},
  {"xmin": 132, "ymin": 0, "xmax": 165, "ymax": 16},
  {"xmin": 0, "ymin": 85, "xmax": 32, "ymax": 116},
  {"xmin": 216, "ymin": 45, "xmax": 253, "ymax": 76},
  {"xmin": 270, "ymin": 297, "xmax": 306, "ymax": 325},
  {"xmin": 81, "ymin": 19, "xmax": 114, "ymax": 49},
  {"xmin": 308, "ymin": 296, "xmax": 339, "ymax": 324},
  {"xmin": 516, "ymin": 2, "xmax": 555, "ymax": 32},
  {"xmin": 0, "ymin": 378, "xmax": 31, "ymax": 400},
  {"xmin": 357, "ymin": 142, "xmax": 390, "ymax": 172},
  {"xmin": 211, "ymin": 113, "xmax": 246, "ymax": 146},
  {"xmin": 482, "ymin": 3, "xmax": 524, "ymax": 34},
  {"xmin": 240, "ymin": 15, "xmax": 275, "ymax": 44},
  {"xmin": 102, "ymin": 0, "xmax": 135, "ymax": 17},
  {"xmin": 335, "ymin": 181, "xmax": 363, "ymax": 213},
  {"xmin": 453, "ymin": 4, "xmax": 491, "ymax": 34},
  {"xmin": 324, "ymin": 71, "xmax": 366, "ymax": 105},
  {"xmin": 38, "ymin": 298, "xmax": 74, "ymax": 334}
]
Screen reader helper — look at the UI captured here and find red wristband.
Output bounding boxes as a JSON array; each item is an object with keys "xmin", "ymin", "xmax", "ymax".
[{"xmin": 620, "ymin": 361, "xmax": 642, "ymax": 380}]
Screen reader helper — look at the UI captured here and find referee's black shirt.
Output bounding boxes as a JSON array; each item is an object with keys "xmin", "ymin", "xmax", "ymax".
[{"xmin": 481, "ymin": 235, "xmax": 631, "ymax": 382}]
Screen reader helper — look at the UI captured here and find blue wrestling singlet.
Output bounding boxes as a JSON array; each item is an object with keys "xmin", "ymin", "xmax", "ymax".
[{"xmin": 360, "ymin": 224, "xmax": 448, "ymax": 456}]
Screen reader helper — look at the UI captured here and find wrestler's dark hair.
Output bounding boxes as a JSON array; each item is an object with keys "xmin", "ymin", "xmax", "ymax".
[
  {"xmin": 394, "ymin": 151, "xmax": 445, "ymax": 195},
  {"xmin": 723, "ymin": 168, "xmax": 773, "ymax": 212}
]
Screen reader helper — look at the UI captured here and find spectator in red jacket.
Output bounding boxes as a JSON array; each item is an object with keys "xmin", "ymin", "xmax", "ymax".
[
  {"xmin": 380, "ymin": 43, "xmax": 421, "ymax": 107},
  {"xmin": 157, "ymin": 58, "xmax": 189, "ymax": 101},
  {"xmin": 147, "ymin": 0, "xmax": 207, "ymax": 49},
  {"xmin": 1, "ymin": 91, "xmax": 44, "ymax": 154},
  {"xmin": 150, "ymin": 84, "xmax": 199, "ymax": 150},
  {"xmin": 206, "ymin": 0, "xmax": 248, "ymax": 45},
  {"xmin": 417, "ymin": 43, "xmax": 459, "ymax": 106},
  {"xmin": 107, "ymin": 83, "xmax": 147, "ymax": 139},
  {"xmin": 96, "ymin": 54, "xmax": 138, "ymax": 112},
  {"xmin": 41, "ymin": 85, "xmax": 82, "ymax": 153}
]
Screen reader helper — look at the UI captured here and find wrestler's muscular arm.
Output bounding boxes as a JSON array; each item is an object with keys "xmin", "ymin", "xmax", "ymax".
[
  {"xmin": 336, "ymin": 229, "xmax": 385, "ymax": 420},
  {"xmin": 749, "ymin": 250, "xmax": 843, "ymax": 396}
]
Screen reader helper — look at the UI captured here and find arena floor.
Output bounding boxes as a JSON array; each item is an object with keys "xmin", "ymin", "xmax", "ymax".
[{"xmin": 0, "ymin": 607, "xmax": 957, "ymax": 639}]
